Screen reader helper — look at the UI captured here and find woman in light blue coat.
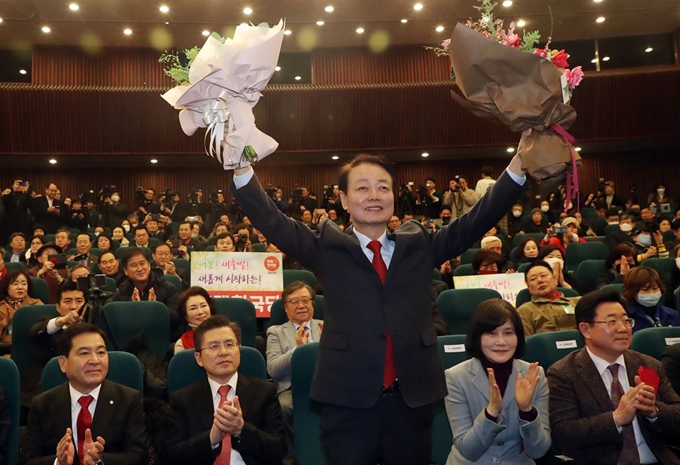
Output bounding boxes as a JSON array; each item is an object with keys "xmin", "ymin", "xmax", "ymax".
[{"xmin": 445, "ymin": 299, "xmax": 551, "ymax": 464}]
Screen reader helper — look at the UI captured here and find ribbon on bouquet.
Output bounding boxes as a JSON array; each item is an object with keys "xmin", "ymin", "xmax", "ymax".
[
  {"xmin": 202, "ymin": 90, "xmax": 232, "ymax": 166},
  {"xmin": 549, "ymin": 124, "xmax": 580, "ymax": 212}
]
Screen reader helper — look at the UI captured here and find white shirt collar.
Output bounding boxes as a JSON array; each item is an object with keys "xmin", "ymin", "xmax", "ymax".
[
  {"xmin": 352, "ymin": 228, "xmax": 389, "ymax": 250},
  {"xmin": 586, "ymin": 346, "xmax": 626, "ymax": 376},
  {"xmin": 69, "ymin": 383, "xmax": 102, "ymax": 406},
  {"xmin": 207, "ymin": 372, "xmax": 239, "ymax": 400}
]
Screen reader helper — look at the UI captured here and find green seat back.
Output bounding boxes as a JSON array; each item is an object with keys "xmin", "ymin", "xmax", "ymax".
[
  {"xmin": 631, "ymin": 327, "xmax": 680, "ymax": 360},
  {"xmin": 580, "ymin": 207, "xmax": 596, "ymax": 220},
  {"xmin": 516, "ymin": 287, "xmax": 579, "ymax": 309},
  {"xmin": 100, "ymin": 301, "xmax": 170, "ymax": 357},
  {"xmin": 513, "ymin": 233, "xmax": 545, "ymax": 248},
  {"xmin": 642, "ymin": 258, "xmax": 675, "ymax": 284},
  {"xmin": 432, "ymin": 335, "xmax": 470, "ymax": 465},
  {"xmin": 148, "ymin": 237, "xmax": 161, "ymax": 248},
  {"xmin": 252, "ymin": 243, "xmax": 267, "ymax": 252},
  {"xmin": 207, "ymin": 236, "xmax": 218, "ymax": 246},
  {"xmin": 214, "ymin": 298, "xmax": 257, "ymax": 348},
  {"xmin": 41, "ymin": 351, "xmax": 144, "ymax": 393},
  {"xmin": 565, "ymin": 242, "xmax": 609, "ymax": 273},
  {"xmin": 437, "ymin": 289, "xmax": 503, "ymax": 335},
  {"xmin": 205, "ymin": 245, "xmax": 215, "ymax": 251},
  {"xmin": 453, "ymin": 264, "xmax": 475, "ymax": 277},
  {"xmin": 172, "ymin": 258, "xmax": 191, "ymax": 279},
  {"xmin": 44, "ymin": 234, "xmax": 56, "ymax": 243},
  {"xmin": 115, "ymin": 246, "xmax": 152, "ymax": 260},
  {"xmin": 164, "ymin": 274, "xmax": 183, "ymax": 293},
  {"xmin": 105, "ymin": 277, "xmax": 117, "ymax": 293},
  {"xmin": 524, "ymin": 330, "xmax": 585, "ymax": 370},
  {"xmin": 268, "ymin": 296, "xmax": 325, "ymax": 328},
  {"xmin": 10, "ymin": 305, "xmax": 59, "ymax": 381},
  {"xmin": 432, "ymin": 268, "xmax": 442, "ymax": 281},
  {"xmin": 167, "ymin": 347, "xmax": 266, "ymax": 396},
  {"xmin": 576, "ymin": 259, "xmax": 607, "ymax": 293},
  {"xmin": 29, "ymin": 278, "xmax": 50, "ymax": 304},
  {"xmin": 604, "ymin": 224, "xmax": 620, "ymax": 236},
  {"xmin": 600, "ymin": 283, "xmax": 623, "ymax": 294},
  {"xmin": 291, "ymin": 343, "xmax": 324, "ymax": 465},
  {"xmin": 460, "ymin": 248, "xmax": 480, "ymax": 265},
  {"xmin": 517, "ymin": 262, "xmax": 531, "ymax": 273},
  {"xmin": 283, "ymin": 270, "xmax": 317, "ymax": 289},
  {"xmin": 0, "ymin": 357, "xmax": 20, "ymax": 465},
  {"xmin": 5, "ymin": 262, "xmax": 28, "ymax": 271}
]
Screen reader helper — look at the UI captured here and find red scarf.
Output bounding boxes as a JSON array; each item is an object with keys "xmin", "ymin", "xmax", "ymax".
[{"xmin": 180, "ymin": 329, "xmax": 195, "ymax": 350}]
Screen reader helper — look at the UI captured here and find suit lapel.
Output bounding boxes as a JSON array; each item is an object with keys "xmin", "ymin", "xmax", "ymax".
[
  {"xmin": 194, "ymin": 379, "xmax": 216, "ymax": 432},
  {"xmin": 624, "ymin": 352, "xmax": 642, "ymax": 388},
  {"xmin": 469, "ymin": 359, "xmax": 490, "ymax": 402},
  {"xmin": 575, "ymin": 349, "xmax": 614, "ymax": 412},
  {"xmin": 342, "ymin": 227, "xmax": 384, "ymax": 287},
  {"xmin": 385, "ymin": 232, "xmax": 408, "ymax": 286},
  {"xmin": 49, "ymin": 384, "xmax": 73, "ymax": 436},
  {"xmin": 91, "ymin": 380, "xmax": 116, "ymax": 436},
  {"xmin": 235, "ymin": 375, "xmax": 254, "ymax": 419}
]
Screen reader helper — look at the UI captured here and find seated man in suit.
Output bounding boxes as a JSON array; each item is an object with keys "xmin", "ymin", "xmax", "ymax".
[
  {"xmin": 517, "ymin": 260, "xmax": 581, "ymax": 337},
  {"xmin": 266, "ymin": 281, "xmax": 323, "ymax": 461},
  {"xmin": 68, "ymin": 233, "xmax": 98, "ymax": 269},
  {"xmin": 166, "ymin": 315, "xmax": 286, "ymax": 465},
  {"xmin": 548, "ymin": 289, "xmax": 680, "ymax": 465},
  {"xmin": 19, "ymin": 323, "xmax": 148, "ymax": 465},
  {"xmin": 29, "ymin": 243, "xmax": 70, "ymax": 303}
]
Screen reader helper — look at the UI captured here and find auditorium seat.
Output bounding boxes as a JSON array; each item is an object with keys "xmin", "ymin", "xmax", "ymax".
[
  {"xmin": 214, "ymin": 298, "xmax": 257, "ymax": 348},
  {"xmin": 524, "ymin": 330, "xmax": 585, "ymax": 370},
  {"xmin": 575, "ymin": 260, "xmax": 607, "ymax": 293},
  {"xmin": 437, "ymin": 289, "xmax": 502, "ymax": 335},
  {"xmin": 631, "ymin": 327, "xmax": 680, "ymax": 360},
  {"xmin": 565, "ymin": 242, "xmax": 609, "ymax": 273},
  {"xmin": 100, "ymin": 301, "xmax": 170, "ymax": 356},
  {"xmin": 0, "ymin": 357, "xmax": 20, "ymax": 465}
]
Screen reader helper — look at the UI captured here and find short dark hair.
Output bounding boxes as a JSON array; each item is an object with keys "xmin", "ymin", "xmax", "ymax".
[
  {"xmin": 56, "ymin": 228, "xmax": 71, "ymax": 238},
  {"xmin": 605, "ymin": 244, "xmax": 635, "ymax": 270},
  {"xmin": 152, "ymin": 242, "xmax": 171, "ymax": 254},
  {"xmin": 76, "ymin": 232, "xmax": 91, "ymax": 243},
  {"xmin": 234, "ymin": 223, "xmax": 248, "ymax": 233},
  {"xmin": 194, "ymin": 315, "xmax": 242, "ymax": 349},
  {"xmin": 536, "ymin": 244, "xmax": 564, "ymax": 261},
  {"xmin": 338, "ymin": 154, "xmax": 397, "ymax": 194},
  {"xmin": 215, "ymin": 232, "xmax": 233, "ymax": 242},
  {"xmin": 56, "ymin": 281, "xmax": 85, "ymax": 305},
  {"xmin": 523, "ymin": 260, "xmax": 553, "ymax": 281},
  {"xmin": 282, "ymin": 281, "xmax": 316, "ymax": 303},
  {"xmin": 67, "ymin": 264, "xmax": 90, "ymax": 281},
  {"xmin": 471, "ymin": 250, "xmax": 505, "ymax": 272},
  {"xmin": 0, "ymin": 269, "xmax": 34, "ymax": 300},
  {"xmin": 177, "ymin": 286, "xmax": 217, "ymax": 321},
  {"xmin": 121, "ymin": 248, "xmax": 149, "ymax": 268},
  {"xmin": 440, "ymin": 206, "xmax": 452, "ymax": 214},
  {"xmin": 57, "ymin": 323, "xmax": 107, "ymax": 357},
  {"xmin": 133, "ymin": 225, "xmax": 148, "ymax": 235},
  {"xmin": 515, "ymin": 237, "xmax": 539, "ymax": 260},
  {"xmin": 9, "ymin": 232, "xmax": 26, "ymax": 242},
  {"xmin": 605, "ymin": 208, "xmax": 619, "ymax": 218},
  {"xmin": 213, "ymin": 221, "xmax": 228, "ymax": 231},
  {"xmin": 425, "ymin": 177, "xmax": 436, "ymax": 184},
  {"xmin": 98, "ymin": 251, "xmax": 116, "ymax": 264},
  {"xmin": 623, "ymin": 267, "xmax": 664, "ymax": 304},
  {"xmin": 465, "ymin": 299, "xmax": 525, "ymax": 358},
  {"xmin": 575, "ymin": 289, "xmax": 627, "ymax": 326},
  {"xmin": 178, "ymin": 221, "xmax": 191, "ymax": 230},
  {"xmin": 481, "ymin": 165, "xmax": 493, "ymax": 177}
]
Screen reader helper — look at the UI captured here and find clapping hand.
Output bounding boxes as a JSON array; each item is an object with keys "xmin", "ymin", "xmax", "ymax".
[
  {"xmin": 486, "ymin": 368, "xmax": 504, "ymax": 418},
  {"xmin": 56, "ymin": 428, "xmax": 75, "ymax": 465},
  {"xmin": 82, "ymin": 429, "xmax": 105, "ymax": 465},
  {"xmin": 515, "ymin": 362, "xmax": 540, "ymax": 412}
]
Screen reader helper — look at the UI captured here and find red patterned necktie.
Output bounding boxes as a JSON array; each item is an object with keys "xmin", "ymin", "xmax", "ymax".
[
  {"xmin": 608, "ymin": 364, "xmax": 640, "ymax": 465},
  {"xmin": 77, "ymin": 395, "xmax": 94, "ymax": 465},
  {"xmin": 214, "ymin": 385, "xmax": 232, "ymax": 465},
  {"xmin": 367, "ymin": 240, "xmax": 396, "ymax": 388}
]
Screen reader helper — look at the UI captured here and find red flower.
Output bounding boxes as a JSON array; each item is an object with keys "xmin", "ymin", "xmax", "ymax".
[{"xmin": 551, "ymin": 49, "xmax": 569, "ymax": 69}]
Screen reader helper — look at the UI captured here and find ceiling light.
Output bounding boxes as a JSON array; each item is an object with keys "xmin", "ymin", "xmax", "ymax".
[
  {"xmin": 435, "ymin": 26, "xmax": 444, "ymax": 32},
  {"xmin": 284, "ymin": 29, "xmax": 292, "ymax": 35},
  {"xmin": 421, "ymin": 152, "xmax": 429, "ymax": 157},
  {"xmin": 506, "ymin": 147, "xmax": 515, "ymax": 153},
  {"xmin": 275, "ymin": 66, "xmax": 281, "ymax": 71},
  {"xmin": 645, "ymin": 47, "xmax": 653, "ymax": 53},
  {"xmin": 331, "ymin": 155, "xmax": 339, "ymax": 160},
  {"xmin": 69, "ymin": 3, "xmax": 79, "ymax": 11},
  {"xmin": 159, "ymin": 5, "xmax": 169, "ymax": 13},
  {"xmin": 591, "ymin": 58, "xmax": 598, "ymax": 63},
  {"xmin": 325, "ymin": 5, "xmax": 334, "ymax": 12},
  {"xmin": 49, "ymin": 159, "xmax": 57, "ymax": 164},
  {"xmin": 593, "ymin": 0, "xmax": 603, "ymax": 2},
  {"xmin": 602, "ymin": 56, "xmax": 610, "ymax": 61},
  {"xmin": 516, "ymin": 19, "xmax": 526, "ymax": 27},
  {"xmin": 150, "ymin": 159, "xmax": 158, "ymax": 164},
  {"xmin": 356, "ymin": 27, "xmax": 364, "ymax": 34},
  {"xmin": 123, "ymin": 28, "xmax": 132, "ymax": 35},
  {"xmin": 19, "ymin": 69, "xmax": 27, "ymax": 75},
  {"xmin": 42, "ymin": 26, "xmax": 51, "ymax": 33},
  {"xmin": 295, "ymin": 76, "xmax": 302, "ymax": 81},
  {"xmin": 243, "ymin": 7, "xmax": 252, "ymax": 15},
  {"xmin": 0, "ymin": 18, "xmax": 3, "ymax": 23},
  {"xmin": 202, "ymin": 30, "xmax": 210, "ymax": 36},
  {"xmin": 316, "ymin": 20, "xmax": 325, "ymax": 26},
  {"xmin": 401, "ymin": 19, "xmax": 408, "ymax": 23},
  {"xmin": 165, "ymin": 21, "xmax": 169, "ymax": 25},
  {"xmin": 595, "ymin": 16, "xmax": 605, "ymax": 23},
  {"xmin": 575, "ymin": 147, "xmax": 582, "ymax": 152},
  {"xmin": 502, "ymin": 0, "xmax": 513, "ymax": 6},
  {"xmin": 414, "ymin": 3, "xmax": 423, "ymax": 11}
]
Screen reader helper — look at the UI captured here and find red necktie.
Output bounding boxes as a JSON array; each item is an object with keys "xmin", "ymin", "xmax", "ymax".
[
  {"xmin": 214, "ymin": 385, "xmax": 232, "ymax": 465},
  {"xmin": 77, "ymin": 395, "xmax": 94, "ymax": 465},
  {"xmin": 367, "ymin": 240, "xmax": 397, "ymax": 388},
  {"xmin": 608, "ymin": 365, "xmax": 640, "ymax": 465}
]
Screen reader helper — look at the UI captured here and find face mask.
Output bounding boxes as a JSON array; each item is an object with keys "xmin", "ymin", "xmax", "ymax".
[
  {"xmin": 544, "ymin": 257, "xmax": 564, "ymax": 270},
  {"xmin": 122, "ymin": 225, "xmax": 130, "ymax": 232},
  {"xmin": 637, "ymin": 291, "xmax": 661, "ymax": 308},
  {"xmin": 657, "ymin": 188, "xmax": 665, "ymax": 196},
  {"xmin": 619, "ymin": 223, "xmax": 633, "ymax": 232},
  {"xmin": 512, "ymin": 210, "xmax": 522, "ymax": 218},
  {"xmin": 637, "ymin": 234, "xmax": 652, "ymax": 248},
  {"xmin": 607, "ymin": 221, "xmax": 619, "ymax": 225},
  {"xmin": 571, "ymin": 233, "xmax": 579, "ymax": 242},
  {"xmin": 441, "ymin": 218, "xmax": 451, "ymax": 226},
  {"xmin": 541, "ymin": 205, "xmax": 550, "ymax": 212},
  {"xmin": 478, "ymin": 269, "xmax": 497, "ymax": 275},
  {"xmin": 111, "ymin": 195, "xmax": 120, "ymax": 203}
]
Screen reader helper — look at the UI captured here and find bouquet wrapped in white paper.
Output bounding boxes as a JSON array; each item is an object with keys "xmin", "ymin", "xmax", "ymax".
[{"xmin": 161, "ymin": 20, "xmax": 285, "ymax": 170}]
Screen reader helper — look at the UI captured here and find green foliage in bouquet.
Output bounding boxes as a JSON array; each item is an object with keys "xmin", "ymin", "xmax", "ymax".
[{"xmin": 159, "ymin": 33, "xmax": 225, "ymax": 85}]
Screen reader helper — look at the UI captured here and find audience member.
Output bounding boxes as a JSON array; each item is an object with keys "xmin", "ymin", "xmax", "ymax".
[
  {"xmin": 71, "ymin": 232, "xmax": 98, "ymax": 268},
  {"xmin": 54, "ymin": 229, "xmax": 71, "ymax": 252},
  {"xmin": 471, "ymin": 250, "xmax": 507, "ymax": 275},
  {"xmin": 517, "ymin": 261, "xmax": 580, "ymax": 337},
  {"xmin": 648, "ymin": 182, "xmax": 672, "ymax": 207},
  {"xmin": 514, "ymin": 237, "xmax": 539, "ymax": 265},
  {"xmin": 1, "ymin": 179, "xmax": 32, "ymax": 245},
  {"xmin": 19, "ymin": 323, "xmax": 148, "ymax": 465},
  {"xmin": 67, "ymin": 264, "xmax": 91, "ymax": 284},
  {"xmin": 506, "ymin": 203, "xmax": 524, "ymax": 238},
  {"xmin": 174, "ymin": 286, "xmax": 217, "ymax": 354},
  {"xmin": 666, "ymin": 220, "xmax": 680, "ymax": 251},
  {"xmin": 475, "ymin": 165, "xmax": 496, "ymax": 199},
  {"xmin": 170, "ymin": 221, "xmax": 205, "ymax": 251},
  {"xmin": 266, "ymin": 282, "xmax": 323, "ymax": 461},
  {"xmin": 445, "ymin": 299, "xmax": 550, "ymax": 464},
  {"xmin": 32, "ymin": 183, "xmax": 65, "ymax": 234},
  {"xmin": 214, "ymin": 232, "xmax": 236, "ymax": 252},
  {"xmin": 96, "ymin": 234, "xmax": 113, "ymax": 253},
  {"xmin": 103, "ymin": 191, "xmax": 129, "ymax": 228},
  {"xmin": 521, "ymin": 208, "xmax": 548, "ymax": 234},
  {"xmin": 631, "ymin": 224, "xmax": 668, "ymax": 261},
  {"xmin": 67, "ymin": 198, "xmax": 89, "ymax": 231},
  {"xmin": 536, "ymin": 245, "xmax": 579, "ymax": 291},
  {"xmin": 29, "ymin": 243, "xmax": 68, "ymax": 303},
  {"xmin": 152, "ymin": 243, "xmax": 189, "ymax": 290},
  {"xmin": 165, "ymin": 315, "xmax": 286, "ymax": 465},
  {"xmin": 233, "ymin": 224, "xmax": 253, "ymax": 253},
  {"xmin": 604, "ymin": 214, "xmax": 635, "ymax": 250},
  {"xmin": 98, "ymin": 251, "xmax": 123, "ymax": 283},
  {"xmin": 547, "ymin": 289, "xmax": 680, "ymax": 464},
  {"xmin": 596, "ymin": 180, "xmax": 624, "ymax": 209},
  {"xmin": 0, "ymin": 269, "xmax": 43, "ymax": 342},
  {"xmin": 111, "ymin": 226, "xmax": 129, "ymax": 247},
  {"xmin": 132, "ymin": 225, "xmax": 150, "ymax": 248},
  {"xmin": 25, "ymin": 235, "xmax": 46, "ymax": 268},
  {"xmin": 7, "ymin": 232, "xmax": 27, "ymax": 264},
  {"xmin": 622, "ymin": 267, "xmax": 679, "ymax": 331},
  {"xmin": 0, "ymin": 253, "xmax": 6, "ymax": 281}
]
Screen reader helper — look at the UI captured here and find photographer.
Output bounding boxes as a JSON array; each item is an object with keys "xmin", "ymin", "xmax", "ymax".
[
  {"xmin": 299, "ymin": 186, "xmax": 318, "ymax": 213},
  {"xmin": 396, "ymin": 182, "xmax": 417, "ymax": 219},
  {"xmin": 66, "ymin": 198, "xmax": 89, "ymax": 232},
  {"xmin": 416, "ymin": 177, "xmax": 442, "ymax": 219},
  {"xmin": 134, "ymin": 187, "xmax": 161, "ymax": 222},
  {"xmin": 162, "ymin": 191, "xmax": 187, "ymax": 223},
  {"xmin": 233, "ymin": 223, "xmax": 253, "ymax": 252},
  {"xmin": 167, "ymin": 220, "xmax": 204, "ymax": 254},
  {"xmin": 540, "ymin": 217, "xmax": 586, "ymax": 256},
  {"xmin": 186, "ymin": 188, "xmax": 209, "ymax": 224},
  {"xmin": 442, "ymin": 176, "xmax": 476, "ymax": 218},
  {"xmin": 1, "ymin": 177, "xmax": 33, "ymax": 244},
  {"xmin": 29, "ymin": 243, "xmax": 69, "ymax": 303},
  {"xmin": 143, "ymin": 213, "xmax": 172, "ymax": 241},
  {"xmin": 33, "ymin": 182, "xmax": 65, "ymax": 235},
  {"xmin": 322, "ymin": 184, "xmax": 346, "ymax": 221},
  {"xmin": 206, "ymin": 189, "xmax": 229, "ymax": 229},
  {"xmin": 102, "ymin": 190, "xmax": 129, "ymax": 228},
  {"xmin": 266, "ymin": 186, "xmax": 289, "ymax": 214}
]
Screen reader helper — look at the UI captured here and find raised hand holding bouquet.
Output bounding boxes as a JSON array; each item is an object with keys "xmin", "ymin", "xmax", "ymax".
[
  {"xmin": 161, "ymin": 20, "xmax": 284, "ymax": 170},
  {"xmin": 429, "ymin": 1, "xmax": 584, "ymax": 202}
]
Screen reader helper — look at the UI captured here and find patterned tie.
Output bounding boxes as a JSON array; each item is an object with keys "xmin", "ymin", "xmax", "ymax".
[
  {"xmin": 77, "ymin": 395, "xmax": 94, "ymax": 465},
  {"xmin": 367, "ymin": 240, "xmax": 396, "ymax": 388},
  {"xmin": 214, "ymin": 385, "xmax": 232, "ymax": 465},
  {"xmin": 607, "ymin": 365, "xmax": 641, "ymax": 465}
]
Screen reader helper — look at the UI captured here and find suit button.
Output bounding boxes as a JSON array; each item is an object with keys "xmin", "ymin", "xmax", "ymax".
[{"xmin": 379, "ymin": 334, "xmax": 386, "ymax": 340}]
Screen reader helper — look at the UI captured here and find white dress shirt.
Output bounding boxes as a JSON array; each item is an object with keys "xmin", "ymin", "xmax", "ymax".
[
  {"xmin": 68, "ymin": 384, "xmax": 102, "ymax": 459},
  {"xmin": 207, "ymin": 374, "xmax": 246, "ymax": 465}
]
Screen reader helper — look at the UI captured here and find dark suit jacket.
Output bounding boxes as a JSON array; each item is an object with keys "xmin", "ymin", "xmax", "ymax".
[
  {"xmin": 662, "ymin": 343, "xmax": 680, "ymax": 397},
  {"xmin": 32, "ymin": 196, "xmax": 65, "ymax": 234},
  {"xmin": 547, "ymin": 348, "xmax": 680, "ymax": 465},
  {"xmin": 18, "ymin": 379, "xmax": 148, "ymax": 465},
  {"xmin": 20, "ymin": 316, "xmax": 62, "ymax": 407},
  {"xmin": 166, "ymin": 375, "xmax": 286, "ymax": 465},
  {"xmin": 232, "ymin": 170, "xmax": 525, "ymax": 409}
]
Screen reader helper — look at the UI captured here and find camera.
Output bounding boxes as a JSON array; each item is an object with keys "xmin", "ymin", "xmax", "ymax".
[
  {"xmin": 418, "ymin": 183, "xmax": 429, "ymax": 199},
  {"xmin": 76, "ymin": 274, "xmax": 107, "ymax": 293},
  {"xmin": 265, "ymin": 184, "xmax": 279, "ymax": 199},
  {"xmin": 19, "ymin": 181, "xmax": 27, "ymax": 187},
  {"xmin": 134, "ymin": 186, "xmax": 146, "ymax": 205},
  {"xmin": 151, "ymin": 213, "xmax": 160, "ymax": 221},
  {"xmin": 48, "ymin": 254, "xmax": 68, "ymax": 269},
  {"xmin": 186, "ymin": 216, "xmax": 199, "ymax": 222},
  {"xmin": 552, "ymin": 225, "xmax": 568, "ymax": 235},
  {"xmin": 209, "ymin": 189, "xmax": 224, "ymax": 203},
  {"xmin": 238, "ymin": 232, "xmax": 249, "ymax": 242},
  {"xmin": 170, "ymin": 239, "xmax": 181, "ymax": 256},
  {"xmin": 323, "ymin": 184, "xmax": 337, "ymax": 200}
]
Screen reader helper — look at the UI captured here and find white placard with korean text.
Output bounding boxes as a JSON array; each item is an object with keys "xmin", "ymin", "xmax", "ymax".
[
  {"xmin": 453, "ymin": 273, "xmax": 527, "ymax": 304},
  {"xmin": 190, "ymin": 252, "xmax": 284, "ymax": 317}
]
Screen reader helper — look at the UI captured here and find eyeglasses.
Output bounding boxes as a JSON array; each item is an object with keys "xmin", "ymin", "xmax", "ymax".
[
  {"xmin": 286, "ymin": 297, "xmax": 312, "ymax": 306},
  {"xmin": 592, "ymin": 318, "xmax": 635, "ymax": 329},
  {"xmin": 199, "ymin": 341, "xmax": 239, "ymax": 352}
]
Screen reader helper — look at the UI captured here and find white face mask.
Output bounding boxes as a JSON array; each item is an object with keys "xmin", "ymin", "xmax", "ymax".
[
  {"xmin": 111, "ymin": 195, "xmax": 120, "ymax": 203},
  {"xmin": 94, "ymin": 231, "xmax": 100, "ymax": 236},
  {"xmin": 637, "ymin": 291, "xmax": 661, "ymax": 308},
  {"xmin": 657, "ymin": 188, "xmax": 665, "ymax": 196},
  {"xmin": 619, "ymin": 223, "xmax": 633, "ymax": 232},
  {"xmin": 544, "ymin": 257, "xmax": 564, "ymax": 270},
  {"xmin": 122, "ymin": 224, "xmax": 130, "ymax": 232},
  {"xmin": 541, "ymin": 205, "xmax": 550, "ymax": 212},
  {"xmin": 512, "ymin": 210, "xmax": 522, "ymax": 218},
  {"xmin": 607, "ymin": 221, "xmax": 619, "ymax": 225}
]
